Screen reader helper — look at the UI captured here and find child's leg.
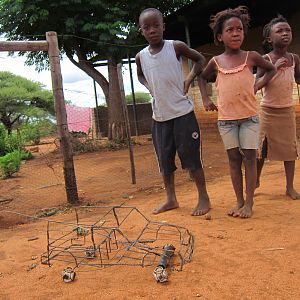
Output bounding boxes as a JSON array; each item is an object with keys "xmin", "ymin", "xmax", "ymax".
[
  {"xmin": 256, "ymin": 158, "xmax": 264, "ymax": 188},
  {"xmin": 152, "ymin": 119, "xmax": 179, "ymax": 214},
  {"xmin": 256, "ymin": 138, "xmax": 268, "ymax": 188},
  {"xmin": 284, "ymin": 161, "xmax": 300, "ymax": 200},
  {"xmin": 174, "ymin": 111, "xmax": 210, "ymax": 215},
  {"xmin": 239, "ymin": 149, "xmax": 257, "ymax": 218},
  {"xmin": 190, "ymin": 168, "xmax": 210, "ymax": 216},
  {"xmin": 153, "ymin": 172, "xmax": 179, "ymax": 214},
  {"xmin": 227, "ymin": 148, "xmax": 244, "ymax": 217}
]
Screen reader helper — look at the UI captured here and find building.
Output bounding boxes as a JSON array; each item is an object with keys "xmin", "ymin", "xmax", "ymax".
[{"xmin": 164, "ymin": 0, "xmax": 300, "ymax": 133}]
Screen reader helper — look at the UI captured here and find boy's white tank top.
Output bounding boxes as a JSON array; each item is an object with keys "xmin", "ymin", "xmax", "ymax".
[{"xmin": 139, "ymin": 40, "xmax": 194, "ymax": 122}]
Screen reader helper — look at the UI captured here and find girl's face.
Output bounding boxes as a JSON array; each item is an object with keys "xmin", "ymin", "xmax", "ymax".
[
  {"xmin": 218, "ymin": 17, "xmax": 244, "ymax": 50},
  {"xmin": 269, "ymin": 22, "xmax": 292, "ymax": 47}
]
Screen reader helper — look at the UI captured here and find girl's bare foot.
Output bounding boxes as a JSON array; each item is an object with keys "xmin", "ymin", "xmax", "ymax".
[
  {"xmin": 152, "ymin": 201, "xmax": 179, "ymax": 214},
  {"xmin": 191, "ymin": 196, "xmax": 211, "ymax": 216},
  {"xmin": 286, "ymin": 188, "xmax": 300, "ymax": 200},
  {"xmin": 238, "ymin": 203, "xmax": 253, "ymax": 218},
  {"xmin": 228, "ymin": 201, "xmax": 244, "ymax": 217}
]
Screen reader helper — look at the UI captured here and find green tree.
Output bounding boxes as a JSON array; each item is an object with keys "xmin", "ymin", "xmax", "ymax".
[
  {"xmin": 125, "ymin": 92, "xmax": 151, "ymax": 104},
  {"xmin": 0, "ymin": 71, "xmax": 54, "ymax": 134},
  {"xmin": 0, "ymin": 0, "xmax": 191, "ymax": 140}
]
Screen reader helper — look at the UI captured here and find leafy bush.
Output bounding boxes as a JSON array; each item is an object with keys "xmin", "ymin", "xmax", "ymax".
[
  {"xmin": 125, "ymin": 92, "xmax": 151, "ymax": 104},
  {"xmin": 0, "ymin": 150, "xmax": 32, "ymax": 179},
  {"xmin": 21, "ymin": 120, "xmax": 56, "ymax": 145},
  {"xmin": 0, "ymin": 150, "xmax": 22, "ymax": 178},
  {"xmin": 4, "ymin": 132, "xmax": 25, "ymax": 153}
]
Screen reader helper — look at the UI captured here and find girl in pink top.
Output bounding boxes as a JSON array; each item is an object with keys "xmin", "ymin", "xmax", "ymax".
[
  {"xmin": 256, "ymin": 15, "xmax": 300, "ymax": 199},
  {"xmin": 199, "ymin": 6, "xmax": 275, "ymax": 218}
]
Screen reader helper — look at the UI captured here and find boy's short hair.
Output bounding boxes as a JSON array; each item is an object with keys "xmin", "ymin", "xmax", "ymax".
[
  {"xmin": 139, "ymin": 8, "xmax": 163, "ymax": 25},
  {"xmin": 209, "ymin": 6, "xmax": 251, "ymax": 45}
]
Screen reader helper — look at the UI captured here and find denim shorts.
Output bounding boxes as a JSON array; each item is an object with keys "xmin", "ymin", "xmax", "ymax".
[{"xmin": 217, "ymin": 115, "xmax": 260, "ymax": 150}]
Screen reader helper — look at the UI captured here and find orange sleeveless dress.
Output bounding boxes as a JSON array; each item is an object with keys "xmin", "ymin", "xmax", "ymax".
[
  {"xmin": 258, "ymin": 54, "xmax": 298, "ymax": 160},
  {"xmin": 214, "ymin": 52, "xmax": 258, "ymax": 120}
]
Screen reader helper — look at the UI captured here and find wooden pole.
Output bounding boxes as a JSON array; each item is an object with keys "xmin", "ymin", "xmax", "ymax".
[
  {"xmin": 93, "ymin": 79, "xmax": 102, "ymax": 138},
  {"xmin": 117, "ymin": 63, "xmax": 136, "ymax": 184},
  {"xmin": 46, "ymin": 31, "xmax": 79, "ymax": 204},
  {"xmin": 0, "ymin": 41, "xmax": 48, "ymax": 52},
  {"xmin": 127, "ymin": 55, "xmax": 139, "ymax": 137}
]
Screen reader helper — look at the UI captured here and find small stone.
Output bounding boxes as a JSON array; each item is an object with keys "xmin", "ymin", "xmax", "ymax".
[
  {"xmin": 205, "ymin": 214, "xmax": 212, "ymax": 220},
  {"xmin": 31, "ymin": 256, "xmax": 38, "ymax": 260},
  {"xmin": 196, "ymin": 294, "xmax": 202, "ymax": 297}
]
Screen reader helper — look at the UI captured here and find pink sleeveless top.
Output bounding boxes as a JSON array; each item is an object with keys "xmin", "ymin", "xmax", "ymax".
[
  {"xmin": 261, "ymin": 54, "xmax": 295, "ymax": 108},
  {"xmin": 214, "ymin": 52, "xmax": 258, "ymax": 120}
]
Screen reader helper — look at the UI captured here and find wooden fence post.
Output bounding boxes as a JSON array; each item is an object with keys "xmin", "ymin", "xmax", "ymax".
[
  {"xmin": 117, "ymin": 63, "xmax": 136, "ymax": 184},
  {"xmin": 46, "ymin": 31, "xmax": 79, "ymax": 204}
]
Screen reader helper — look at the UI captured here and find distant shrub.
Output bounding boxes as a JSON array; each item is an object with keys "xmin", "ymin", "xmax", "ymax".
[
  {"xmin": 4, "ymin": 132, "xmax": 25, "ymax": 152},
  {"xmin": 21, "ymin": 120, "xmax": 56, "ymax": 145},
  {"xmin": 0, "ymin": 150, "xmax": 32, "ymax": 179},
  {"xmin": 0, "ymin": 150, "xmax": 22, "ymax": 178}
]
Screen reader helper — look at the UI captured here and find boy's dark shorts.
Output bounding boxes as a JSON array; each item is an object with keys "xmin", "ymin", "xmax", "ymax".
[{"xmin": 152, "ymin": 111, "xmax": 203, "ymax": 176}]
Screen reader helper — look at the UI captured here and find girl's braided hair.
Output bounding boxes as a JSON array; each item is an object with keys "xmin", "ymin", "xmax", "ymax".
[
  {"xmin": 262, "ymin": 15, "xmax": 289, "ymax": 53},
  {"xmin": 210, "ymin": 6, "xmax": 251, "ymax": 45}
]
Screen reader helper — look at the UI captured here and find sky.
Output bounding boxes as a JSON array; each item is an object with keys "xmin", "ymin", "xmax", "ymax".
[{"xmin": 0, "ymin": 51, "xmax": 148, "ymax": 108}]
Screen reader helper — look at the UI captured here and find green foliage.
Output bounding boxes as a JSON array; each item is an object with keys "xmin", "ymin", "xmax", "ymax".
[
  {"xmin": 0, "ymin": 0, "xmax": 192, "ymax": 67},
  {"xmin": 21, "ymin": 119, "xmax": 56, "ymax": 145},
  {"xmin": 0, "ymin": 150, "xmax": 22, "ymax": 178},
  {"xmin": 0, "ymin": 124, "xmax": 25, "ymax": 155},
  {"xmin": 125, "ymin": 92, "xmax": 151, "ymax": 104},
  {"xmin": 0, "ymin": 71, "xmax": 54, "ymax": 134},
  {"xmin": 3, "ymin": 132, "xmax": 25, "ymax": 153}
]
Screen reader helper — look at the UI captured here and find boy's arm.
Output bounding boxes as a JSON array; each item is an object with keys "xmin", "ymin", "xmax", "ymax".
[
  {"xmin": 294, "ymin": 54, "xmax": 300, "ymax": 84},
  {"xmin": 135, "ymin": 53, "xmax": 152, "ymax": 95},
  {"xmin": 251, "ymin": 51, "xmax": 276, "ymax": 93},
  {"xmin": 173, "ymin": 40, "xmax": 206, "ymax": 94},
  {"xmin": 198, "ymin": 59, "xmax": 218, "ymax": 111}
]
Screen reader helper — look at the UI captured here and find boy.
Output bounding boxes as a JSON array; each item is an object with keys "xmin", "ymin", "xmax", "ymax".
[{"xmin": 135, "ymin": 8, "xmax": 212, "ymax": 216}]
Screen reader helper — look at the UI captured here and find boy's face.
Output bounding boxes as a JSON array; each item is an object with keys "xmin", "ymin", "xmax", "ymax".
[
  {"xmin": 139, "ymin": 12, "xmax": 165, "ymax": 45},
  {"xmin": 218, "ymin": 17, "xmax": 244, "ymax": 50},
  {"xmin": 270, "ymin": 22, "xmax": 292, "ymax": 47}
]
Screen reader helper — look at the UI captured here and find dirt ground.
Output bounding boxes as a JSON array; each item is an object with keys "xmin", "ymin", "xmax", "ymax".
[{"xmin": 0, "ymin": 129, "xmax": 300, "ymax": 300}]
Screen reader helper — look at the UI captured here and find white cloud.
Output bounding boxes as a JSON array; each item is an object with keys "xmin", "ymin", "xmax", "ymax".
[{"xmin": 0, "ymin": 51, "xmax": 148, "ymax": 108}]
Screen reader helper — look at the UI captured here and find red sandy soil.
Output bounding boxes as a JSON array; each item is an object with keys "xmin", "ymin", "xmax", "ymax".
[{"xmin": 0, "ymin": 130, "xmax": 300, "ymax": 299}]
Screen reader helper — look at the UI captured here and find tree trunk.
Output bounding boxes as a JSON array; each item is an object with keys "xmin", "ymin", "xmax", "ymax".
[
  {"xmin": 66, "ymin": 50, "xmax": 126, "ymax": 140},
  {"xmin": 107, "ymin": 57, "xmax": 126, "ymax": 141},
  {"xmin": 0, "ymin": 114, "xmax": 14, "ymax": 135}
]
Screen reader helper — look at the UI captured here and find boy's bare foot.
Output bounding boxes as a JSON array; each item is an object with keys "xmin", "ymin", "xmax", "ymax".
[
  {"xmin": 152, "ymin": 201, "xmax": 179, "ymax": 214},
  {"xmin": 286, "ymin": 188, "xmax": 300, "ymax": 200},
  {"xmin": 238, "ymin": 203, "xmax": 253, "ymax": 218},
  {"xmin": 191, "ymin": 196, "xmax": 211, "ymax": 216}
]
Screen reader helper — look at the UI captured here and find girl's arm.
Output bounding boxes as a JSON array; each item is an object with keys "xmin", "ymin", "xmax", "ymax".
[
  {"xmin": 294, "ymin": 54, "xmax": 300, "ymax": 84},
  {"xmin": 198, "ymin": 59, "xmax": 218, "ymax": 111},
  {"xmin": 251, "ymin": 51, "xmax": 276, "ymax": 93},
  {"xmin": 173, "ymin": 40, "xmax": 206, "ymax": 94}
]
